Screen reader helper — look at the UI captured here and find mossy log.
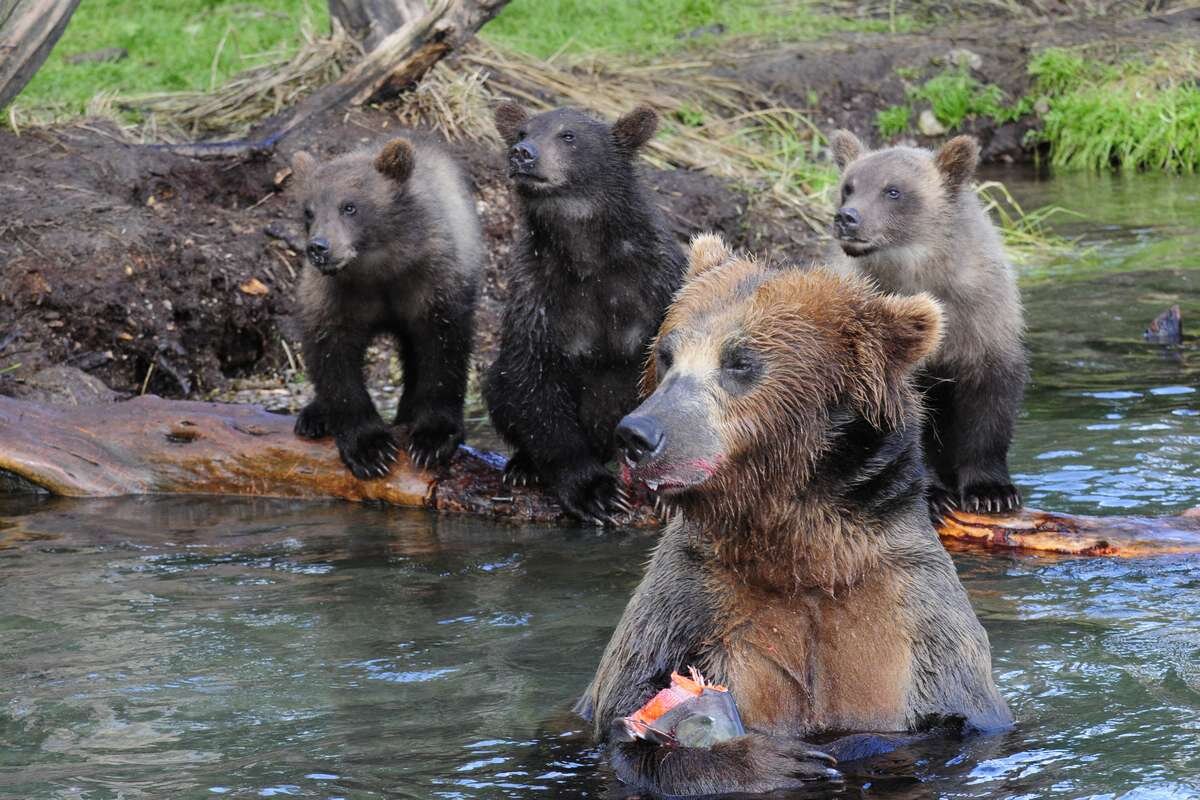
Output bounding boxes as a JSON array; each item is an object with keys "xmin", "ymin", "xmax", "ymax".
[{"xmin": 2, "ymin": 396, "xmax": 1199, "ymax": 558}]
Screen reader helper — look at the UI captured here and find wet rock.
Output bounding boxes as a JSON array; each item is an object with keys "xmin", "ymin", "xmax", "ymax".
[
  {"xmin": 918, "ymin": 109, "xmax": 947, "ymax": 136},
  {"xmin": 4, "ymin": 366, "xmax": 120, "ymax": 406}
]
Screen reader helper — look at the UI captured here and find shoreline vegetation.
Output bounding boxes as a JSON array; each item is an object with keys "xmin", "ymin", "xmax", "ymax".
[{"xmin": 9, "ymin": 1, "xmax": 1198, "ymax": 177}]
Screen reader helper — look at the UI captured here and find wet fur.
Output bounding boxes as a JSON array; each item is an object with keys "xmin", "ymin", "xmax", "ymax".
[
  {"xmin": 484, "ymin": 104, "xmax": 685, "ymax": 522},
  {"xmin": 578, "ymin": 241, "xmax": 1011, "ymax": 796},
  {"xmin": 828, "ymin": 131, "xmax": 1028, "ymax": 517},
  {"xmin": 291, "ymin": 136, "xmax": 482, "ymax": 477}
]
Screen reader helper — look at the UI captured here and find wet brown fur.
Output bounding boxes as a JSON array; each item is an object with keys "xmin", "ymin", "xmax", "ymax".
[{"xmin": 579, "ymin": 236, "xmax": 1011, "ymax": 796}]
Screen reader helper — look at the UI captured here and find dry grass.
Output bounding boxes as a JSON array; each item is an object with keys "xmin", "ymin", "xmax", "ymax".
[{"xmin": 116, "ymin": 20, "xmax": 359, "ymax": 141}]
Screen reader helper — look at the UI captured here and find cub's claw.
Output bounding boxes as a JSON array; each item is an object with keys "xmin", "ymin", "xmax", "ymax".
[
  {"xmin": 336, "ymin": 424, "xmax": 399, "ymax": 480},
  {"xmin": 502, "ymin": 450, "xmax": 540, "ymax": 487},
  {"xmin": 408, "ymin": 418, "xmax": 462, "ymax": 469},
  {"xmin": 960, "ymin": 481, "xmax": 1021, "ymax": 516},
  {"xmin": 927, "ymin": 486, "xmax": 958, "ymax": 526},
  {"xmin": 558, "ymin": 468, "xmax": 623, "ymax": 525},
  {"xmin": 294, "ymin": 402, "xmax": 330, "ymax": 440}
]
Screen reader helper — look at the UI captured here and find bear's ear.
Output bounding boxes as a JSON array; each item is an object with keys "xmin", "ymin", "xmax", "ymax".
[
  {"xmin": 611, "ymin": 105, "xmax": 658, "ymax": 151},
  {"xmin": 290, "ymin": 150, "xmax": 316, "ymax": 184},
  {"xmin": 686, "ymin": 233, "xmax": 733, "ymax": 279},
  {"xmin": 830, "ymin": 129, "xmax": 865, "ymax": 171},
  {"xmin": 375, "ymin": 138, "xmax": 415, "ymax": 184},
  {"xmin": 876, "ymin": 292, "xmax": 945, "ymax": 371},
  {"xmin": 933, "ymin": 135, "xmax": 980, "ymax": 191},
  {"xmin": 494, "ymin": 101, "xmax": 529, "ymax": 146}
]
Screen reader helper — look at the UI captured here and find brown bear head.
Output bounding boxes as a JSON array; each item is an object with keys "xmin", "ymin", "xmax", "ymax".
[
  {"xmin": 829, "ymin": 130, "xmax": 980, "ymax": 259},
  {"xmin": 290, "ymin": 138, "xmax": 416, "ymax": 276},
  {"xmin": 616, "ymin": 234, "xmax": 943, "ymax": 529},
  {"xmin": 493, "ymin": 102, "xmax": 658, "ymax": 197}
]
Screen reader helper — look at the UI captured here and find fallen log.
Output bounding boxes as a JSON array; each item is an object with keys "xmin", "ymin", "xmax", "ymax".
[{"xmin": 1, "ymin": 395, "xmax": 1198, "ymax": 558}]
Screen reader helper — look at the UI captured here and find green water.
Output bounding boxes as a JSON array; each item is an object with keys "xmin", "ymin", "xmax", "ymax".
[{"xmin": 1, "ymin": 172, "xmax": 1198, "ymax": 799}]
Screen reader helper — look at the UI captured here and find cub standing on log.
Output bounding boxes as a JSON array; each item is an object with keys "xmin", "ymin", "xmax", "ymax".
[
  {"xmin": 578, "ymin": 235, "xmax": 1012, "ymax": 796},
  {"xmin": 828, "ymin": 130, "xmax": 1028, "ymax": 520},
  {"xmin": 290, "ymin": 137, "xmax": 482, "ymax": 478},
  {"xmin": 484, "ymin": 102, "xmax": 686, "ymax": 523}
]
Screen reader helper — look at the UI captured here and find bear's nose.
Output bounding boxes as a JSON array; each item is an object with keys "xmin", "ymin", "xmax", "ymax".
[
  {"xmin": 510, "ymin": 140, "xmax": 538, "ymax": 166},
  {"xmin": 615, "ymin": 414, "xmax": 665, "ymax": 465},
  {"xmin": 834, "ymin": 207, "xmax": 861, "ymax": 233},
  {"xmin": 306, "ymin": 237, "xmax": 330, "ymax": 266}
]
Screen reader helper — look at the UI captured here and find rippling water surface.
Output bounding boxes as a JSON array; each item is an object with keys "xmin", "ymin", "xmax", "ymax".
[{"xmin": 1, "ymin": 172, "xmax": 1198, "ymax": 799}]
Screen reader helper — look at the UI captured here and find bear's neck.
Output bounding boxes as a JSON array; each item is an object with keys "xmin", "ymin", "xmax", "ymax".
[
  {"xmin": 521, "ymin": 184, "xmax": 657, "ymax": 275},
  {"xmin": 692, "ymin": 413, "xmax": 928, "ymax": 595}
]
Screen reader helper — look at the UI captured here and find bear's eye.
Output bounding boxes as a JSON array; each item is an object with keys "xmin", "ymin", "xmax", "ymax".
[
  {"xmin": 303, "ymin": 206, "xmax": 313, "ymax": 224},
  {"xmin": 843, "ymin": 183, "xmax": 854, "ymax": 198},
  {"xmin": 719, "ymin": 347, "xmax": 762, "ymax": 394},
  {"xmin": 560, "ymin": 130, "xmax": 575, "ymax": 143},
  {"xmin": 656, "ymin": 347, "xmax": 674, "ymax": 373},
  {"xmin": 341, "ymin": 202, "xmax": 357, "ymax": 216},
  {"xmin": 517, "ymin": 129, "xmax": 527, "ymax": 140},
  {"xmin": 884, "ymin": 186, "xmax": 902, "ymax": 200}
]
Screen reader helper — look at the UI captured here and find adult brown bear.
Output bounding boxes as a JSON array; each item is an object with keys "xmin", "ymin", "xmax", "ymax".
[{"xmin": 577, "ymin": 235, "xmax": 1012, "ymax": 796}]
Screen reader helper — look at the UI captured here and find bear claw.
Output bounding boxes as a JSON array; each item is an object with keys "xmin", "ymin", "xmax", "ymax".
[
  {"xmin": 960, "ymin": 482, "xmax": 1021, "ymax": 516},
  {"xmin": 294, "ymin": 402, "xmax": 330, "ymax": 440},
  {"xmin": 336, "ymin": 425, "xmax": 399, "ymax": 480}
]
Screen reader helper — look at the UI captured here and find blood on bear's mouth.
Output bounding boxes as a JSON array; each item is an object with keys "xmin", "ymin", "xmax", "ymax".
[{"xmin": 621, "ymin": 456, "xmax": 724, "ymax": 496}]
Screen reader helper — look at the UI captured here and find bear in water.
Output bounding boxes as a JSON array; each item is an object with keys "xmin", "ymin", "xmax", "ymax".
[
  {"xmin": 828, "ymin": 131, "xmax": 1028, "ymax": 520},
  {"xmin": 578, "ymin": 235, "xmax": 1011, "ymax": 796},
  {"xmin": 290, "ymin": 137, "xmax": 481, "ymax": 478},
  {"xmin": 484, "ymin": 102, "xmax": 686, "ymax": 523}
]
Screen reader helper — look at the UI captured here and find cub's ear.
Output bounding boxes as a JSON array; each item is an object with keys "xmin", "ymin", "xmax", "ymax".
[
  {"xmin": 290, "ymin": 150, "xmax": 316, "ymax": 184},
  {"xmin": 494, "ymin": 101, "xmax": 529, "ymax": 147},
  {"xmin": 612, "ymin": 105, "xmax": 658, "ymax": 151},
  {"xmin": 375, "ymin": 138, "xmax": 415, "ymax": 183},
  {"xmin": 830, "ymin": 129, "xmax": 865, "ymax": 171},
  {"xmin": 934, "ymin": 135, "xmax": 980, "ymax": 191},
  {"xmin": 686, "ymin": 232, "xmax": 733, "ymax": 279},
  {"xmin": 877, "ymin": 292, "xmax": 944, "ymax": 371}
]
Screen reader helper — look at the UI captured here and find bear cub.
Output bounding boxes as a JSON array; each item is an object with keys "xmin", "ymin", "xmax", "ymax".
[
  {"xmin": 290, "ymin": 137, "xmax": 482, "ymax": 478},
  {"xmin": 484, "ymin": 102, "xmax": 686, "ymax": 523},
  {"xmin": 579, "ymin": 235, "xmax": 1011, "ymax": 797},
  {"xmin": 829, "ymin": 131, "xmax": 1028, "ymax": 519}
]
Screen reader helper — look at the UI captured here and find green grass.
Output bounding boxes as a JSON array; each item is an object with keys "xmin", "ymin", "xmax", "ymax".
[
  {"xmin": 481, "ymin": 0, "xmax": 908, "ymax": 59},
  {"xmin": 908, "ymin": 67, "xmax": 1024, "ymax": 130},
  {"xmin": 874, "ymin": 104, "xmax": 911, "ymax": 138},
  {"xmin": 14, "ymin": 0, "xmax": 328, "ymax": 121},
  {"xmin": 1028, "ymin": 46, "xmax": 1200, "ymax": 173}
]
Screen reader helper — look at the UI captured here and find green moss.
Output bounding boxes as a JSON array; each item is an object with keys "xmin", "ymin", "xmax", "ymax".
[
  {"xmin": 480, "ymin": 0, "xmax": 907, "ymax": 59},
  {"xmin": 14, "ymin": 0, "xmax": 327, "ymax": 120},
  {"xmin": 875, "ymin": 104, "xmax": 911, "ymax": 138}
]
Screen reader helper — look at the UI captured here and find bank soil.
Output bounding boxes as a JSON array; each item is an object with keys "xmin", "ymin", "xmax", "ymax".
[{"xmin": 2, "ymin": 7, "xmax": 1196, "ymax": 408}]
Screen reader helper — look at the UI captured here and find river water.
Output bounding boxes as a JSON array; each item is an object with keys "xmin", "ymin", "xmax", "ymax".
[{"xmin": 1, "ymin": 171, "xmax": 1198, "ymax": 799}]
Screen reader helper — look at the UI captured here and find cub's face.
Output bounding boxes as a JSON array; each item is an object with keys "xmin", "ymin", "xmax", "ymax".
[
  {"xmin": 493, "ymin": 103, "xmax": 658, "ymax": 196},
  {"xmin": 290, "ymin": 139, "xmax": 414, "ymax": 276},
  {"xmin": 829, "ymin": 131, "xmax": 981, "ymax": 258},
  {"xmin": 615, "ymin": 234, "xmax": 943, "ymax": 505}
]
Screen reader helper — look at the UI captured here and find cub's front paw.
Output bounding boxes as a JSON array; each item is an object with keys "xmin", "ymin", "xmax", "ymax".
[
  {"xmin": 502, "ymin": 450, "xmax": 540, "ymax": 487},
  {"xmin": 294, "ymin": 402, "xmax": 330, "ymax": 439},
  {"xmin": 960, "ymin": 481, "xmax": 1021, "ymax": 515},
  {"xmin": 407, "ymin": 415, "xmax": 463, "ymax": 469},
  {"xmin": 336, "ymin": 424, "xmax": 399, "ymax": 480},
  {"xmin": 555, "ymin": 465, "xmax": 631, "ymax": 526}
]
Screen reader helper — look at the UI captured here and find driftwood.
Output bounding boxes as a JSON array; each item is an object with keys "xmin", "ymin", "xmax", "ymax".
[
  {"xmin": 2, "ymin": 396, "xmax": 1199, "ymax": 558},
  {"xmin": 0, "ymin": 0, "xmax": 83, "ymax": 110},
  {"xmin": 156, "ymin": 0, "xmax": 509, "ymax": 159}
]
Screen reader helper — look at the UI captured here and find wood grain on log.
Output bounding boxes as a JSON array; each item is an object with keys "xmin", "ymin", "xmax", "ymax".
[
  {"xmin": 1, "ymin": 396, "xmax": 1198, "ymax": 557},
  {"xmin": 0, "ymin": 0, "xmax": 83, "ymax": 110}
]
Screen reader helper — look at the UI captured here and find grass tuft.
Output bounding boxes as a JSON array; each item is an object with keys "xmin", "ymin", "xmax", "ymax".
[
  {"xmin": 875, "ymin": 104, "xmax": 911, "ymax": 138},
  {"xmin": 908, "ymin": 67, "xmax": 1023, "ymax": 130}
]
